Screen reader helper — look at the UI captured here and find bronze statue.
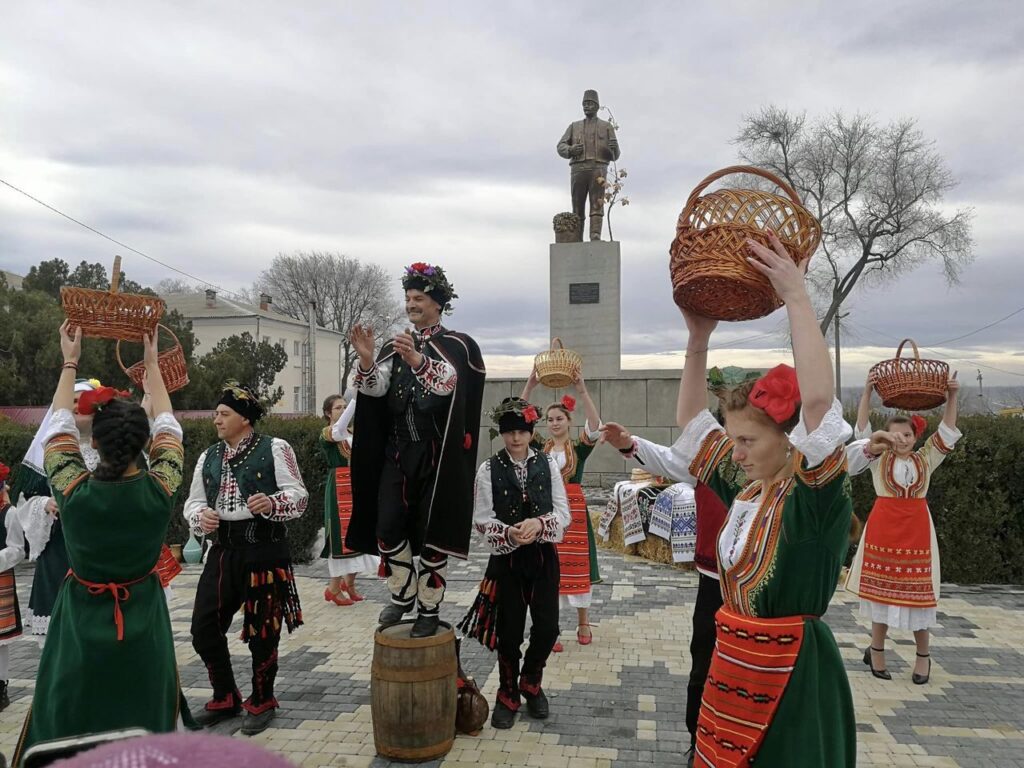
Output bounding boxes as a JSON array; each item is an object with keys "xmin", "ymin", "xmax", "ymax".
[{"xmin": 556, "ymin": 89, "xmax": 621, "ymax": 241}]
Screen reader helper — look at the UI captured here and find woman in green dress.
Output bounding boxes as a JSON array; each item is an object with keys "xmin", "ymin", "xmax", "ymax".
[
  {"xmin": 605, "ymin": 233, "xmax": 857, "ymax": 767},
  {"xmin": 13, "ymin": 323, "xmax": 185, "ymax": 765},
  {"xmin": 521, "ymin": 370, "xmax": 601, "ymax": 648}
]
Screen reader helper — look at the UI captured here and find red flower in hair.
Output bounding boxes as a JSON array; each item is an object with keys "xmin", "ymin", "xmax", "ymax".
[
  {"xmin": 77, "ymin": 386, "xmax": 130, "ymax": 416},
  {"xmin": 910, "ymin": 414, "xmax": 927, "ymax": 439},
  {"xmin": 0, "ymin": 462, "xmax": 10, "ymax": 484},
  {"xmin": 523, "ymin": 405, "xmax": 540, "ymax": 424},
  {"xmin": 409, "ymin": 262, "xmax": 430, "ymax": 273},
  {"xmin": 561, "ymin": 395, "xmax": 576, "ymax": 412},
  {"xmin": 748, "ymin": 364, "xmax": 801, "ymax": 424}
]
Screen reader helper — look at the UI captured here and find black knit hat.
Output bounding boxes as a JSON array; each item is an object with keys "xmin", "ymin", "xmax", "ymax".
[
  {"xmin": 218, "ymin": 381, "xmax": 265, "ymax": 424},
  {"xmin": 489, "ymin": 397, "xmax": 541, "ymax": 435}
]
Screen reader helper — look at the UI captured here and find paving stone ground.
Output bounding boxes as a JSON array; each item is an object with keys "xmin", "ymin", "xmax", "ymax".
[{"xmin": 3, "ymin": 548, "xmax": 1024, "ymax": 767}]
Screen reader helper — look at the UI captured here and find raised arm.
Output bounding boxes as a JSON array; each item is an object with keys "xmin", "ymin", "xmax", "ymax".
[
  {"xmin": 942, "ymin": 372, "xmax": 959, "ymax": 429},
  {"xmin": 143, "ymin": 331, "xmax": 173, "ymax": 417},
  {"xmin": 520, "ymin": 366, "xmax": 540, "ymax": 401},
  {"xmin": 573, "ymin": 372, "xmax": 601, "ymax": 434},
  {"xmin": 676, "ymin": 309, "xmax": 717, "ymax": 428},
  {"xmin": 746, "ymin": 233, "xmax": 833, "ymax": 432},
  {"xmin": 856, "ymin": 373, "xmax": 874, "ymax": 435},
  {"xmin": 53, "ymin": 321, "xmax": 81, "ymax": 413}
]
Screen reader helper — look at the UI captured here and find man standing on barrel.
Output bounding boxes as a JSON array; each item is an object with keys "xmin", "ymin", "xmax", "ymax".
[{"xmin": 348, "ymin": 262, "xmax": 486, "ymax": 638}]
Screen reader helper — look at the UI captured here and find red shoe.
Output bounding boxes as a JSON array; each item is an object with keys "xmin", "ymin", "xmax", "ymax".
[
  {"xmin": 325, "ymin": 586, "xmax": 354, "ymax": 606},
  {"xmin": 345, "ymin": 582, "xmax": 365, "ymax": 602},
  {"xmin": 552, "ymin": 641, "xmax": 564, "ymax": 653},
  {"xmin": 577, "ymin": 624, "xmax": 593, "ymax": 646}
]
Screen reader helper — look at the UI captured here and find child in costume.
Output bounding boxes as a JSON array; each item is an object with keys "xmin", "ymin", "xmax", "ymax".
[
  {"xmin": 845, "ymin": 371, "xmax": 961, "ymax": 684},
  {"xmin": 461, "ymin": 397, "xmax": 570, "ymax": 729}
]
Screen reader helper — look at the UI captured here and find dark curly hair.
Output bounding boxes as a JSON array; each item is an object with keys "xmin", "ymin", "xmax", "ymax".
[{"xmin": 91, "ymin": 398, "xmax": 151, "ymax": 481}]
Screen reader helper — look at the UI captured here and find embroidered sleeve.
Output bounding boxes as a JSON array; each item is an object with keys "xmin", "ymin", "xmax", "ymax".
[
  {"xmin": 634, "ymin": 436, "xmax": 698, "ymax": 485},
  {"xmin": 581, "ymin": 422, "xmax": 602, "ymax": 444},
  {"xmin": 788, "ymin": 399, "xmax": 853, "ymax": 469},
  {"xmin": 472, "ymin": 460, "xmax": 516, "ymax": 555},
  {"xmin": 797, "ymin": 446, "xmax": 848, "ymax": 488},
  {"xmin": 354, "ymin": 356, "xmax": 393, "ymax": 397},
  {"xmin": 537, "ymin": 454, "xmax": 571, "ymax": 543},
  {"xmin": 43, "ymin": 409, "xmax": 89, "ymax": 502},
  {"xmin": 414, "ymin": 356, "xmax": 457, "ymax": 395},
  {"xmin": 922, "ymin": 422, "xmax": 962, "ymax": 473},
  {"xmin": 0, "ymin": 507, "xmax": 26, "ymax": 572},
  {"xmin": 147, "ymin": 413, "xmax": 185, "ymax": 497},
  {"xmin": 264, "ymin": 439, "xmax": 309, "ymax": 521},
  {"xmin": 182, "ymin": 450, "xmax": 210, "ymax": 536},
  {"xmin": 844, "ymin": 439, "xmax": 878, "ymax": 477}
]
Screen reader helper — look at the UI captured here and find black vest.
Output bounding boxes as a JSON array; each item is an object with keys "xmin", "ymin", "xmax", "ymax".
[
  {"xmin": 387, "ymin": 358, "xmax": 442, "ymax": 440},
  {"xmin": 202, "ymin": 433, "xmax": 280, "ymax": 507},
  {"xmin": 488, "ymin": 449, "xmax": 553, "ymax": 526}
]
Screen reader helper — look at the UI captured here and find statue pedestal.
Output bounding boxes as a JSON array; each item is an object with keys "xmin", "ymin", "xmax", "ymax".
[{"xmin": 549, "ymin": 241, "xmax": 621, "ymax": 378}]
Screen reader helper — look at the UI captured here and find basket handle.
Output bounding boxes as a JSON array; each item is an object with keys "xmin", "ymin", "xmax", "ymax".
[
  {"xmin": 550, "ymin": 337, "xmax": 564, "ymax": 351},
  {"xmin": 679, "ymin": 165, "xmax": 804, "ymax": 224},
  {"xmin": 115, "ymin": 323, "xmax": 180, "ymax": 376},
  {"xmin": 893, "ymin": 338, "xmax": 921, "ymax": 362},
  {"xmin": 109, "ymin": 255, "xmax": 122, "ymax": 294}
]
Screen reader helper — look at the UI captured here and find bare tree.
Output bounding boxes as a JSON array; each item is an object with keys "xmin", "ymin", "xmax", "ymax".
[
  {"xmin": 156, "ymin": 277, "xmax": 207, "ymax": 295},
  {"xmin": 734, "ymin": 107, "xmax": 974, "ymax": 334},
  {"xmin": 253, "ymin": 252, "xmax": 402, "ymax": 389}
]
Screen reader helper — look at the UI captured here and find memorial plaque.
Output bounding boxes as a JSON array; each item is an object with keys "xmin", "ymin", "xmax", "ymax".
[{"xmin": 569, "ymin": 282, "xmax": 600, "ymax": 304}]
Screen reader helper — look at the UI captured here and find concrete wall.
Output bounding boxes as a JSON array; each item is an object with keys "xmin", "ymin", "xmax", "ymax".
[{"xmin": 475, "ymin": 370, "xmax": 707, "ymax": 487}]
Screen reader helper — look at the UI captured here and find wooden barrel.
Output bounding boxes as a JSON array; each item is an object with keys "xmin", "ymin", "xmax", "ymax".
[{"xmin": 371, "ymin": 619, "xmax": 458, "ymax": 762}]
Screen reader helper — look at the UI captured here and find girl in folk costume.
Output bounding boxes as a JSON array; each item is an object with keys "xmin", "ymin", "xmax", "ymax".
[
  {"xmin": 13, "ymin": 324, "xmax": 188, "ymax": 764},
  {"xmin": 319, "ymin": 394, "xmax": 378, "ymax": 605},
  {"xmin": 609, "ymin": 233, "xmax": 858, "ymax": 767},
  {"xmin": 0, "ymin": 462, "xmax": 26, "ymax": 713},
  {"xmin": 845, "ymin": 372, "xmax": 961, "ymax": 684},
  {"xmin": 11, "ymin": 377, "xmax": 100, "ymax": 637},
  {"xmin": 521, "ymin": 370, "xmax": 601, "ymax": 649}
]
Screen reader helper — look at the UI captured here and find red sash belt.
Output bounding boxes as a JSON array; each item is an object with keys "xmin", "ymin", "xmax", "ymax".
[
  {"xmin": 67, "ymin": 566, "xmax": 158, "ymax": 641},
  {"xmin": 857, "ymin": 497, "xmax": 935, "ymax": 607},
  {"xmin": 695, "ymin": 607, "xmax": 811, "ymax": 767},
  {"xmin": 555, "ymin": 483, "xmax": 592, "ymax": 595}
]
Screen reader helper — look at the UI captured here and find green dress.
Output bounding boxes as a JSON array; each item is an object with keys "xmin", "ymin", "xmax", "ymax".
[
  {"xmin": 14, "ymin": 412, "xmax": 185, "ymax": 764},
  {"xmin": 685, "ymin": 406, "xmax": 855, "ymax": 767}
]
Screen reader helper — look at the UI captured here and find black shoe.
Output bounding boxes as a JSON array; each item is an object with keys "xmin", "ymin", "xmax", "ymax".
[
  {"xmin": 410, "ymin": 613, "xmax": 440, "ymax": 638},
  {"xmin": 0, "ymin": 680, "xmax": 9, "ymax": 713},
  {"xmin": 912, "ymin": 653, "xmax": 931, "ymax": 685},
  {"xmin": 523, "ymin": 688, "xmax": 549, "ymax": 719},
  {"xmin": 378, "ymin": 603, "xmax": 414, "ymax": 627},
  {"xmin": 490, "ymin": 700, "xmax": 516, "ymax": 729},
  {"xmin": 194, "ymin": 703, "xmax": 242, "ymax": 728},
  {"xmin": 240, "ymin": 707, "xmax": 276, "ymax": 735},
  {"xmin": 685, "ymin": 746, "xmax": 695, "ymax": 768},
  {"xmin": 863, "ymin": 646, "xmax": 892, "ymax": 680}
]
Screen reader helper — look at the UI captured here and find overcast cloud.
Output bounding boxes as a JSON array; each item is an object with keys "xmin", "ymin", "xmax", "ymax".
[{"xmin": 2, "ymin": 1, "xmax": 1022, "ymax": 386}]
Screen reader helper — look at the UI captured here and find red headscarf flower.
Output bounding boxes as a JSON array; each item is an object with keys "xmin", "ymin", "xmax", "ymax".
[
  {"xmin": 561, "ymin": 395, "xmax": 576, "ymax": 412},
  {"xmin": 523, "ymin": 405, "xmax": 540, "ymax": 424},
  {"xmin": 748, "ymin": 364, "xmax": 801, "ymax": 424},
  {"xmin": 409, "ymin": 262, "xmax": 430, "ymax": 273},
  {"xmin": 910, "ymin": 414, "xmax": 927, "ymax": 439},
  {"xmin": 0, "ymin": 462, "xmax": 10, "ymax": 486},
  {"xmin": 77, "ymin": 386, "xmax": 131, "ymax": 416}
]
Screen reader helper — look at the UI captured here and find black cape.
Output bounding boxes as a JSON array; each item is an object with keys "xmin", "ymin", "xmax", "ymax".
[{"xmin": 347, "ymin": 328, "xmax": 486, "ymax": 559}]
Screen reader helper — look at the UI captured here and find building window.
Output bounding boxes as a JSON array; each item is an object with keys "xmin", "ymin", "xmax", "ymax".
[
  {"xmin": 293, "ymin": 387, "xmax": 301, "ymax": 412},
  {"xmin": 279, "ymin": 338, "xmax": 287, "ymax": 353},
  {"xmin": 294, "ymin": 340, "xmax": 301, "ymax": 366},
  {"xmin": 262, "ymin": 335, "xmax": 270, "ymax": 345}
]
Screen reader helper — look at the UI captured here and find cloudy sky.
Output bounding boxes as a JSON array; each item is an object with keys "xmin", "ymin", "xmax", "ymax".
[{"xmin": 2, "ymin": 1, "xmax": 1023, "ymax": 388}]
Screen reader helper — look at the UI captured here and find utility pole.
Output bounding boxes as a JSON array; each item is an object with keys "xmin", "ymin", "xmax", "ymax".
[
  {"xmin": 833, "ymin": 311, "xmax": 849, "ymax": 399},
  {"xmin": 977, "ymin": 369, "xmax": 983, "ymax": 398},
  {"xmin": 308, "ymin": 300, "xmax": 317, "ymax": 414}
]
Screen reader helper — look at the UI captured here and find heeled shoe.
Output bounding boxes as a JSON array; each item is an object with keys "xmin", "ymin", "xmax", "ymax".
[
  {"xmin": 577, "ymin": 624, "xmax": 593, "ymax": 646},
  {"xmin": 345, "ymin": 582, "xmax": 365, "ymax": 602},
  {"xmin": 912, "ymin": 653, "xmax": 931, "ymax": 685},
  {"xmin": 551, "ymin": 641, "xmax": 564, "ymax": 653},
  {"xmin": 863, "ymin": 646, "xmax": 892, "ymax": 680},
  {"xmin": 324, "ymin": 586, "xmax": 354, "ymax": 606}
]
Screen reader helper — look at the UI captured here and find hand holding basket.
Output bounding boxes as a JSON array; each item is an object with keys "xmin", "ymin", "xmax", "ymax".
[
  {"xmin": 533, "ymin": 338, "xmax": 582, "ymax": 389},
  {"xmin": 869, "ymin": 339, "xmax": 949, "ymax": 411},
  {"xmin": 60, "ymin": 255, "xmax": 165, "ymax": 341}
]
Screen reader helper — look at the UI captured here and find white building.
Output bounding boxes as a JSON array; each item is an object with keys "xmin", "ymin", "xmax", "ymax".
[{"xmin": 163, "ymin": 290, "xmax": 346, "ymax": 414}]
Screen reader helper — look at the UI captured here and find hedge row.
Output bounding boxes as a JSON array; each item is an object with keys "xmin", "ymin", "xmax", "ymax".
[{"xmin": 2, "ymin": 412, "xmax": 1022, "ymax": 582}]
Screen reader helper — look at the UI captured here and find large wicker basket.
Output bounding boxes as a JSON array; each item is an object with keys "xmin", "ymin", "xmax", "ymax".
[
  {"xmin": 670, "ymin": 165, "xmax": 821, "ymax": 321},
  {"xmin": 869, "ymin": 339, "xmax": 949, "ymax": 411},
  {"xmin": 116, "ymin": 324, "xmax": 190, "ymax": 394},
  {"xmin": 60, "ymin": 255, "xmax": 165, "ymax": 341},
  {"xmin": 534, "ymin": 338, "xmax": 582, "ymax": 389}
]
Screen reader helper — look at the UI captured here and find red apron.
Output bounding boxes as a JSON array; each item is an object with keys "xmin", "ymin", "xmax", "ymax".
[
  {"xmin": 856, "ymin": 496, "xmax": 935, "ymax": 607},
  {"xmin": 555, "ymin": 482, "xmax": 591, "ymax": 595}
]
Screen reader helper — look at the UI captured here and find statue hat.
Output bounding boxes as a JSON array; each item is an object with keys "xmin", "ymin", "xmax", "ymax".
[{"xmin": 582, "ymin": 89, "xmax": 600, "ymax": 104}]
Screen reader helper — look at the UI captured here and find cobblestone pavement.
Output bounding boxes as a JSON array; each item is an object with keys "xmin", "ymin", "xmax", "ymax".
[{"xmin": 3, "ymin": 550, "xmax": 1023, "ymax": 767}]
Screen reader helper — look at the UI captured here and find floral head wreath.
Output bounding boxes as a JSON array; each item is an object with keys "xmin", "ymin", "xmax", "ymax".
[
  {"xmin": 218, "ymin": 380, "xmax": 265, "ymax": 423},
  {"xmin": 77, "ymin": 386, "xmax": 131, "ymax": 416},
  {"xmin": 706, "ymin": 366, "xmax": 761, "ymax": 393},
  {"xmin": 402, "ymin": 262, "xmax": 458, "ymax": 315},
  {"xmin": 487, "ymin": 397, "xmax": 540, "ymax": 440}
]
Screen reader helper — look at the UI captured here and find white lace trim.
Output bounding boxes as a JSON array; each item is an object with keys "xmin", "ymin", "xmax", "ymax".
[
  {"xmin": 327, "ymin": 554, "xmax": 380, "ymax": 578},
  {"xmin": 860, "ymin": 599, "xmax": 937, "ymax": 631},
  {"xmin": 152, "ymin": 412, "xmax": 184, "ymax": 441},
  {"xmin": 788, "ymin": 399, "xmax": 852, "ymax": 468},
  {"xmin": 677, "ymin": 410, "xmax": 721, "ymax": 467},
  {"xmin": 16, "ymin": 495, "xmax": 55, "ymax": 560}
]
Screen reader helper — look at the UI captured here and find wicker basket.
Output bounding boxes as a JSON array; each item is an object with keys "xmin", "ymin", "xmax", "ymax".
[
  {"xmin": 60, "ymin": 255, "xmax": 165, "ymax": 341},
  {"xmin": 670, "ymin": 165, "xmax": 821, "ymax": 321},
  {"xmin": 534, "ymin": 337, "xmax": 582, "ymax": 389},
  {"xmin": 869, "ymin": 339, "xmax": 949, "ymax": 411},
  {"xmin": 116, "ymin": 324, "xmax": 190, "ymax": 394}
]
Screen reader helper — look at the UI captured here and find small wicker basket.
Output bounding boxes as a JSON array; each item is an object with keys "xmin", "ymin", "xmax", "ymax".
[
  {"xmin": 533, "ymin": 337, "xmax": 582, "ymax": 389},
  {"xmin": 869, "ymin": 339, "xmax": 949, "ymax": 411},
  {"xmin": 670, "ymin": 165, "xmax": 821, "ymax": 321},
  {"xmin": 60, "ymin": 255, "xmax": 165, "ymax": 341},
  {"xmin": 116, "ymin": 324, "xmax": 190, "ymax": 394}
]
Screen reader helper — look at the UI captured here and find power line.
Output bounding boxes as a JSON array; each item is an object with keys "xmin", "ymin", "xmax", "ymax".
[
  {"xmin": 0, "ymin": 177, "xmax": 248, "ymax": 301},
  {"xmin": 926, "ymin": 304, "xmax": 1024, "ymax": 346}
]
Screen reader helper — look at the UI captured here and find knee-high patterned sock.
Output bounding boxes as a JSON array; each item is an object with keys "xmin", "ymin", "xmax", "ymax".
[
  {"xmin": 497, "ymin": 654, "xmax": 521, "ymax": 711},
  {"xmin": 380, "ymin": 540, "xmax": 417, "ymax": 608},
  {"xmin": 417, "ymin": 552, "xmax": 448, "ymax": 616}
]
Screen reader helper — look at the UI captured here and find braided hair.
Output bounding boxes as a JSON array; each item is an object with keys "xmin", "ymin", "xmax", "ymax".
[{"xmin": 91, "ymin": 399, "xmax": 151, "ymax": 480}]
